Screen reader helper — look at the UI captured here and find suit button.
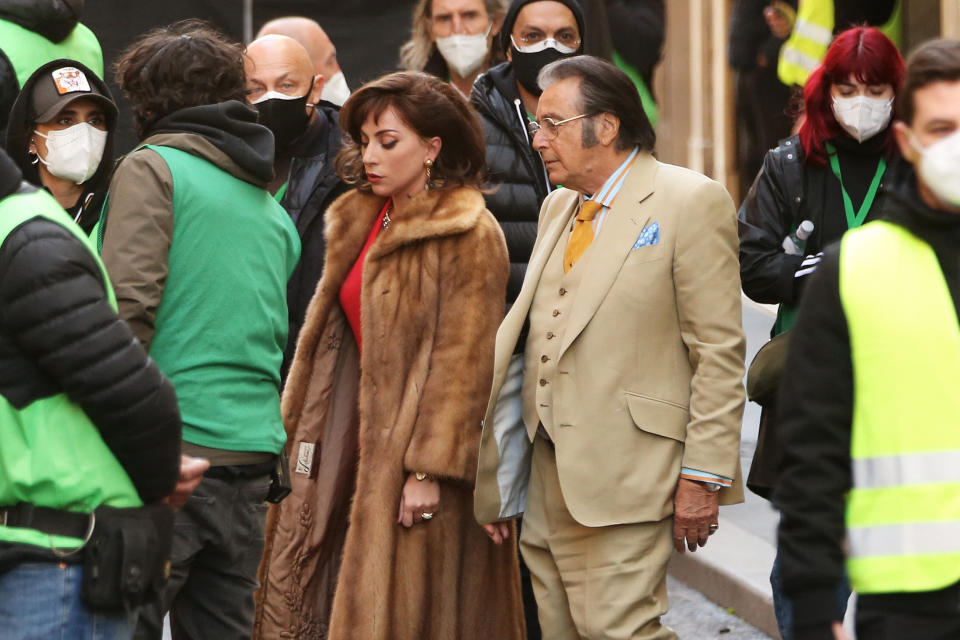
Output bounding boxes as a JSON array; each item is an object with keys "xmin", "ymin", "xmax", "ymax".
[
  {"xmin": 559, "ymin": 288, "xmax": 566, "ymax": 295},
  {"xmin": 552, "ymin": 309, "xmax": 560, "ymax": 317},
  {"xmin": 539, "ymin": 378, "xmax": 548, "ymax": 386},
  {"xmin": 541, "ymin": 355, "xmax": 549, "ymax": 363},
  {"xmin": 546, "ymin": 332, "xmax": 555, "ymax": 339}
]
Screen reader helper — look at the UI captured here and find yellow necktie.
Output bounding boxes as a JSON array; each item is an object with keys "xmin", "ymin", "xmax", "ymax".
[{"xmin": 563, "ymin": 200, "xmax": 603, "ymax": 273}]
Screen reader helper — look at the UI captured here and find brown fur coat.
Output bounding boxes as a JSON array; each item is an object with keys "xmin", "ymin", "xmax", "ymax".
[{"xmin": 254, "ymin": 186, "xmax": 524, "ymax": 639}]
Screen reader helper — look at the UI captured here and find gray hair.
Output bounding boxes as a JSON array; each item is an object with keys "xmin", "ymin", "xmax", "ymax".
[{"xmin": 537, "ymin": 55, "xmax": 656, "ymax": 152}]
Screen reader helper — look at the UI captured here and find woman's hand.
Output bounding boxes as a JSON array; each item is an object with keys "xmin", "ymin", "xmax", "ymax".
[{"xmin": 397, "ymin": 472, "xmax": 440, "ymax": 528}]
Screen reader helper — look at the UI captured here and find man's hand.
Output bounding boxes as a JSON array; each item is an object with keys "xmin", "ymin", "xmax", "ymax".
[
  {"xmin": 832, "ymin": 622, "xmax": 851, "ymax": 640},
  {"xmin": 482, "ymin": 521, "xmax": 513, "ymax": 545},
  {"xmin": 163, "ymin": 455, "xmax": 210, "ymax": 510},
  {"xmin": 673, "ymin": 478, "xmax": 719, "ymax": 553}
]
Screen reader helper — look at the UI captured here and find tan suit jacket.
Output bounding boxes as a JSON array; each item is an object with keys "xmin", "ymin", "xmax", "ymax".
[{"xmin": 475, "ymin": 152, "xmax": 746, "ymax": 527}]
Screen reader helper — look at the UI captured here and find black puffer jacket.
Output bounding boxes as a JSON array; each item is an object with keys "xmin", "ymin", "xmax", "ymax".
[
  {"xmin": 471, "ymin": 62, "xmax": 550, "ymax": 309},
  {"xmin": 278, "ymin": 103, "xmax": 349, "ymax": 381},
  {"xmin": 0, "ymin": 150, "xmax": 181, "ymax": 504},
  {"xmin": 0, "ymin": 0, "xmax": 85, "ymax": 143}
]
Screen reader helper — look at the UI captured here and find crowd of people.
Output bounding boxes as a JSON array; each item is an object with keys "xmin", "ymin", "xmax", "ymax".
[{"xmin": 1, "ymin": 1, "xmax": 959, "ymax": 640}]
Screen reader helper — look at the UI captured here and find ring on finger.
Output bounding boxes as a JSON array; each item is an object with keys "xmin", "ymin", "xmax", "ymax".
[{"xmin": 421, "ymin": 512, "xmax": 434, "ymax": 521}]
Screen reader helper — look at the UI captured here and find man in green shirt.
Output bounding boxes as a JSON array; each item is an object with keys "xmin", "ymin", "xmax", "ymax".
[{"xmin": 99, "ymin": 22, "xmax": 300, "ymax": 640}]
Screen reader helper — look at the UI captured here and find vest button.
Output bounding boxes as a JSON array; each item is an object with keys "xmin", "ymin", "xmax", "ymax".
[
  {"xmin": 546, "ymin": 332, "xmax": 555, "ymax": 339},
  {"xmin": 552, "ymin": 309, "xmax": 560, "ymax": 317},
  {"xmin": 541, "ymin": 355, "xmax": 549, "ymax": 363},
  {"xmin": 539, "ymin": 378, "xmax": 548, "ymax": 386},
  {"xmin": 559, "ymin": 288, "xmax": 566, "ymax": 295}
]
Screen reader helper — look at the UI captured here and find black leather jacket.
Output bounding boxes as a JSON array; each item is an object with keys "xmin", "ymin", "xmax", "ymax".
[
  {"xmin": 738, "ymin": 133, "xmax": 893, "ymax": 306},
  {"xmin": 471, "ymin": 62, "xmax": 550, "ymax": 309}
]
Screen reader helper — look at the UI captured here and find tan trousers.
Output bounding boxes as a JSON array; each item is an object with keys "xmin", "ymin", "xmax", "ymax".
[{"xmin": 519, "ymin": 437, "xmax": 678, "ymax": 640}]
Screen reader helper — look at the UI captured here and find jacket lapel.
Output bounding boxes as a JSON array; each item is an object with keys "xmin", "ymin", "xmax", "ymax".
[
  {"xmin": 497, "ymin": 189, "xmax": 579, "ymax": 352},
  {"xmin": 559, "ymin": 153, "xmax": 658, "ymax": 357}
]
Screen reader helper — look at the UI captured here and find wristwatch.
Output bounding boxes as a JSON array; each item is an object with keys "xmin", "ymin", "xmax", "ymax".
[{"xmin": 700, "ymin": 481, "xmax": 723, "ymax": 492}]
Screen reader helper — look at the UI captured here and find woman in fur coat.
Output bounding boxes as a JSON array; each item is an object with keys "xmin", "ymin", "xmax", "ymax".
[{"xmin": 254, "ymin": 71, "xmax": 525, "ymax": 640}]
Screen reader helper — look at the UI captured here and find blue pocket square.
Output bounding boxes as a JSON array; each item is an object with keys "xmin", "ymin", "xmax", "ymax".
[{"xmin": 632, "ymin": 222, "xmax": 660, "ymax": 249}]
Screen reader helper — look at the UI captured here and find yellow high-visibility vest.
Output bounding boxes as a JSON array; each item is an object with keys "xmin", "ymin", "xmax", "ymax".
[
  {"xmin": 778, "ymin": 0, "xmax": 902, "ymax": 87},
  {"xmin": 840, "ymin": 221, "xmax": 960, "ymax": 594}
]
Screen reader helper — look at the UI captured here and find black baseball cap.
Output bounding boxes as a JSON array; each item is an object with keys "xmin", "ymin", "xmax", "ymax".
[{"xmin": 31, "ymin": 65, "xmax": 117, "ymax": 124}]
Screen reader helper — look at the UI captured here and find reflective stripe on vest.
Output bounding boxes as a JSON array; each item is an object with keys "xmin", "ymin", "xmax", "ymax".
[
  {"xmin": 840, "ymin": 220, "xmax": 960, "ymax": 594},
  {"xmin": 778, "ymin": 0, "xmax": 902, "ymax": 87},
  {"xmin": 0, "ymin": 19, "xmax": 103, "ymax": 88},
  {"xmin": 778, "ymin": 0, "xmax": 834, "ymax": 87}
]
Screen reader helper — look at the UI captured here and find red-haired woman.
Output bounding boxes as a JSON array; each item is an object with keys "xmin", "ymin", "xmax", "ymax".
[
  {"xmin": 737, "ymin": 25, "xmax": 905, "ymax": 640},
  {"xmin": 254, "ymin": 71, "xmax": 524, "ymax": 640}
]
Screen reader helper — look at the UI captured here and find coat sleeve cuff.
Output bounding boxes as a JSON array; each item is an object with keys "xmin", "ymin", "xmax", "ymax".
[{"xmin": 680, "ymin": 468, "xmax": 733, "ymax": 486}]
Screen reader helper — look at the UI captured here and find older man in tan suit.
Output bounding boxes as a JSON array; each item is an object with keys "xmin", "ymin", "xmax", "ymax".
[{"xmin": 475, "ymin": 55, "xmax": 747, "ymax": 640}]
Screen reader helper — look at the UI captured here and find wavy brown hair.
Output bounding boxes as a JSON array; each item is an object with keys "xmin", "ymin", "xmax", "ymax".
[
  {"xmin": 336, "ymin": 71, "xmax": 486, "ymax": 192},
  {"xmin": 114, "ymin": 20, "xmax": 247, "ymax": 139}
]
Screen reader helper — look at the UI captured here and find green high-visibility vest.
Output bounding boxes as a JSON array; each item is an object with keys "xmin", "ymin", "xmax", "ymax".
[
  {"xmin": 101, "ymin": 145, "xmax": 299, "ymax": 455},
  {"xmin": 0, "ymin": 19, "xmax": 103, "ymax": 89},
  {"xmin": 840, "ymin": 221, "xmax": 960, "ymax": 594},
  {"xmin": 0, "ymin": 188, "xmax": 140, "ymax": 551},
  {"xmin": 778, "ymin": 0, "xmax": 902, "ymax": 87}
]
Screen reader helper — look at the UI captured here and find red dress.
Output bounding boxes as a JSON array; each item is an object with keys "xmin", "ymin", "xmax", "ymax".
[{"xmin": 339, "ymin": 199, "xmax": 390, "ymax": 352}]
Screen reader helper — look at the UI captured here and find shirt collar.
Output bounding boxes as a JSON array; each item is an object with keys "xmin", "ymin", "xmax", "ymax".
[{"xmin": 581, "ymin": 146, "xmax": 640, "ymax": 209}]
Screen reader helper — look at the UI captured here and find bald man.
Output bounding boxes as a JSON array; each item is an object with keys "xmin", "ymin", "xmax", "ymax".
[
  {"xmin": 256, "ymin": 16, "xmax": 351, "ymax": 105},
  {"xmin": 245, "ymin": 35, "xmax": 348, "ymax": 381}
]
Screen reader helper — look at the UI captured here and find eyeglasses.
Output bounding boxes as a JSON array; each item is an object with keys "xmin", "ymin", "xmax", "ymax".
[
  {"xmin": 511, "ymin": 33, "xmax": 580, "ymax": 54},
  {"xmin": 527, "ymin": 114, "xmax": 593, "ymax": 140}
]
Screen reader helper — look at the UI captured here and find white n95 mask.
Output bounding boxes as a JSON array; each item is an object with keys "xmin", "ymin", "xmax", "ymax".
[
  {"xmin": 436, "ymin": 25, "xmax": 491, "ymax": 78},
  {"xmin": 34, "ymin": 122, "xmax": 107, "ymax": 184},
  {"xmin": 321, "ymin": 71, "xmax": 351, "ymax": 106},
  {"xmin": 832, "ymin": 95, "xmax": 893, "ymax": 143},
  {"xmin": 910, "ymin": 128, "xmax": 960, "ymax": 208}
]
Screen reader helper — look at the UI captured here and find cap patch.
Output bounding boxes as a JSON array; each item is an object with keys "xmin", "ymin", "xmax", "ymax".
[{"xmin": 51, "ymin": 67, "xmax": 90, "ymax": 95}]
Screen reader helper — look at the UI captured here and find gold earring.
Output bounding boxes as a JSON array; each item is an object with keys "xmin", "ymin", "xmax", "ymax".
[{"xmin": 424, "ymin": 159, "xmax": 433, "ymax": 189}]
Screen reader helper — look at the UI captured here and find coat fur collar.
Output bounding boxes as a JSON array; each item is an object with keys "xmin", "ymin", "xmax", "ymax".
[{"xmin": 324, "ymin": 186, "xmax": 487, "ymax": 262}]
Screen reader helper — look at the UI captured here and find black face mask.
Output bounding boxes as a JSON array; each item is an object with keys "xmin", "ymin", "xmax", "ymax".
[
  {"xmin": 510, "ymin": 46, "xmax": 571, "ymax": 96},
  {"xmin": 254, "ymin": 85, "xmax": 313, "ymax": 150}
]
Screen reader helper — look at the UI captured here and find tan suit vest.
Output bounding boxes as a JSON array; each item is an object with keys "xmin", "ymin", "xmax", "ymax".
[{"xmin": 522, "ymin": 214, "xmax": 586, "ymax": 439}]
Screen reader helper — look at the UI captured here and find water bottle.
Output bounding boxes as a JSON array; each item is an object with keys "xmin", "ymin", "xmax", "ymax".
[{"xmin": 782, "ymin": 220, "xmax": 814, "ymax": 256}]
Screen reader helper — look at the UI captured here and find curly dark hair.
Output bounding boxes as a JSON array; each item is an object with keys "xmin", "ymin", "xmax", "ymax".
[
  {"xmin": 336, "ymin": 71, "xmax": 486, "ymax": 192},
  {"xmin": 114, "ymin": 20, "xmax": 247, "ymax": 139}
]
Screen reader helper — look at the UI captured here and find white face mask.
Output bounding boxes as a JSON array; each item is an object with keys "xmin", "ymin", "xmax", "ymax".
[
  {"xmin": 251, "ymin": 90, "xmax": 302, "ymax": 104},
  {"xmin": 34, "ymin": 122, "xmax": 107, "ymax": 184},
  {"xmin": 321, "ymin": 71, "xmax": 351, "ymax": 106},
  {"xmin": 909, "ymin": 128, "xmax": 960, "ymax": 208},
  {"xmin": 832, "ymin": 95, "xmax": 893, "ymax": 143},
  {"xmin": 436, "ymin": 24, "xmax": 491, "ymax": 78}
]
